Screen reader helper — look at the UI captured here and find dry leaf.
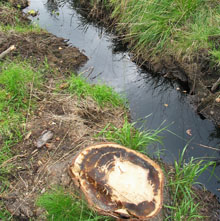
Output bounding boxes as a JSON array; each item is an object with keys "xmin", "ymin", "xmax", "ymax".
[
  {"xmin": 45, "ymin": 143, "xmax": 54, "ymax": 150},
  {"xmin": 215, "ymin": 97, "xmax": 220, "ymax": 103},
  {"xmin": 59, "ymin": 82, "xmax": 69, "ymax": 89},
  {"xmin": 56, "ymin": 137, "xmax": 60, "ymax": 141},
  {"xmin": 37, "ymin": 160, "xmax": 43, "ymax": 166},
  {"xmin": 186, "ymin": 129, "xmax": 192, "ymax": 136},
  {"xmin": 24, "ymin": 131, "xmax": 32, "ymax": 140}
]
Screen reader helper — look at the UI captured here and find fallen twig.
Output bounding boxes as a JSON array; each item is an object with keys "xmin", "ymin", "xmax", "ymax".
[
  {"xmin": 0, "ymin": 154, "xmax": 27, "ymax": 168},
  {"xmin": 0, "ymin": 195, "xmax": 16, "ymax": 200},
  {"xmin": 211, "ymin": 77, "xmax": 220, "ymax": 92},
  {"xmin": 197, "ymin": 143, "xmax": 220, "ymax": 152},
  {"xmin": 0, "ymin": 45, "xmax": 16, "ymax": 60}
]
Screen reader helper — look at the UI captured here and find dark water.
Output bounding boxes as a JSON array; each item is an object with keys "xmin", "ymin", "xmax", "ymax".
[{"xmin": 25, "ymin": 0, "xmax": 220, "ymax": 198}]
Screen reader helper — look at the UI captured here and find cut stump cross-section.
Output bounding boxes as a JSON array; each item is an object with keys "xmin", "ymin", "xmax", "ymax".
[{"xmin": 69, "ymin": 143, "xmax": 164, "ymax": 220}]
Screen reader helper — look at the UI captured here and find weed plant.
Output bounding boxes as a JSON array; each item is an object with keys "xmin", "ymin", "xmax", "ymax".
[
  {"xmin": 37, "ymin": 187, "xmax": 113, "ymax": 221},
  {"xmin": 66, "ymin": 74, "xmax": 125, "ymax": 107},
  {"xmin": 97, "ymin": 118, "xmax": 163, "ymax": 152},
  {"xmin": 165, "ymin": 145, "xmax": 215, "ymax": 220}
]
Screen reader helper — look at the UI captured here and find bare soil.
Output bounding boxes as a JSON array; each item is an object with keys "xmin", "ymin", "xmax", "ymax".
[
  {"xmin": 3, "ymin": 93, "xmax": 126, "ymax": 220},
  {"xmin": 0, "ymin": 1, "xmax": 220, "ymax": 220},
  {"xmin": 0, "ymin": 31, "xmax": 88, "ymax": 73}
]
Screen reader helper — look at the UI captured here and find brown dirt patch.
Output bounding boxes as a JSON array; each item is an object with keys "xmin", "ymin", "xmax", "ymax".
[
  {"xmin": 0, "ymin": 31, "xmax": 88, "ymax": 73},
  {"xmin": 195, "ymin": 187, "xmax": 220, "ymax": 221},
  {"xmin": 1, "ymin": 92, "xmax": 126, "ymax": 219},
  {"xmin": 0, "ymin": 1, "xmax": 87, "ymax": 72}
]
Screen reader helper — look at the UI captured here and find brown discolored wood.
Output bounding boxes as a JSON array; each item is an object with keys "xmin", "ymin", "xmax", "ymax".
[{"xmin": 69, "ymin": 143, "xmax": 164, "ymax": 220}]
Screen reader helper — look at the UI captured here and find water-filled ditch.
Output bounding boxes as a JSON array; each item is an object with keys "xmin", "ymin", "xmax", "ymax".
[{"xmin": 25, "ymin": 0, "xmax": 220, "ymax": 199}]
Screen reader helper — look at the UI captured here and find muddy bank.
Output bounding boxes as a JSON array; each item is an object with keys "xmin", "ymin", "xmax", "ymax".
[
  {"xmin": 72, "ymin": 0, "xmax": 220, "ymax": 126},
  {"xmin": 0, "ymin": 31, "xmax": 87, "ymax": 72}
]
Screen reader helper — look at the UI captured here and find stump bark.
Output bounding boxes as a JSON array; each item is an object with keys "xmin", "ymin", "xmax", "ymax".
[{"xmin": 69, "ymin": 143, "xmax": 164, "ymax": 220}]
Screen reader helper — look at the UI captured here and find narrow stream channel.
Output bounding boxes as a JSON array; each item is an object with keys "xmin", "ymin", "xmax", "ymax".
[{"xmin": 25, "ymin": 0, "xmax": 220, "ymax": 199}]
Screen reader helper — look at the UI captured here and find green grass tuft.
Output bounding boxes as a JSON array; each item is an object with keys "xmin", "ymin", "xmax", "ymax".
[
  {"xmin": 0, "ymin": 61, "xmax": 41, "ymax": 137},
  {"xmin": 96, "ymin": 118, "xmax": 164, "ymax": 152},
  {"xmin": 66, "ymin": 74, "xmax": 125, "ymax": 107},
  {"xmin": 0, "ymin": 204, "xmax": 11, "ymax": 221},
  {"xmin": 210, "ymin": 49, "xmax": 220, "ymax": 66},
  {"xmin": 0, "ymin": 23, "xmax": 42, "ymax": 33},
  {"xmin": 165, "ymin": 145, "xmax": 215, "ymax": 220},
  {"xmin": 37, "ymin": 188, "xmax": 112, "ymax": 221}
]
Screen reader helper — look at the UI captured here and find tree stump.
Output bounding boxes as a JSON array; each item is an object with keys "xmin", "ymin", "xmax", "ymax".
[{"xmin": 69, "ymin": 143, "xmax": 164, "ymax": 220}]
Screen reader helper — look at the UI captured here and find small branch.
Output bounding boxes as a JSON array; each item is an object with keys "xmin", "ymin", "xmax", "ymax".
[
  {"xmin": 211, "ymin": 77, "xmax": 220, "ymax": 92},
  {"xmin": 197, "ymin": 143, "xmax": 220, "ymax": 152},
  {"xmin": 0, "ymin": 154, "xmax": 26, "ymax": 168},
  {"xmin": 0, "ymin": 45, "xmax": 16, "ymax": 60}
]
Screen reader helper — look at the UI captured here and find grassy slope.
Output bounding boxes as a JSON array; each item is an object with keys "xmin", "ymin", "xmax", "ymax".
[{"xmin": 99, "ymin": 0, "xmax": 220, "ymax": 64}]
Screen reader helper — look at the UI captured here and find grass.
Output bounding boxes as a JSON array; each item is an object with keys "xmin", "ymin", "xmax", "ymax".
[
  {"xmin": 0, "ymin": 61, "xmax": 41, "ymax": 138},
  {"xmin": 36, "ymin": 187, "xmax": 113, "ymax": 221},
  {"xmin": 0, "ymin": 180, "xmax": 10, "ymax": 220},
  {"xmin": 0, "ymin": 23, "xmax": 42, "ymax": 33},
  {"xmin": 165, "ymin": 145, "xmax": 215, "ymax": 220},
  {"xmin": 0, "ymin": 60, "xmax": 42, "ymax": 182},
  {"xmin": 0, "ymin": 60, "xmax": 42, "ymax": 220},
  {"xmin": 65, "ymin": 73, "xmax": 125, "ymax": 107},
  {"xmin": 86, "ymin": 0, "xmax": 220, "ymax": 63},
  {"xmin": 0, "ymin": 60, "xmax": 125, "ymax": 220},
  {"xmin": 96, "ymin": 118, "xmax": 164, "ymax": 152},
  {"xmin": 0, "ymin": 3, "xmax": 41, "ymax": 33},
  {"xmin": 0, "ymin": 204, "xmax": 11, "ymax": 221},
  {"xmin": 210, "ymin": 49, "xmax": 220, "ymax": 66}
]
